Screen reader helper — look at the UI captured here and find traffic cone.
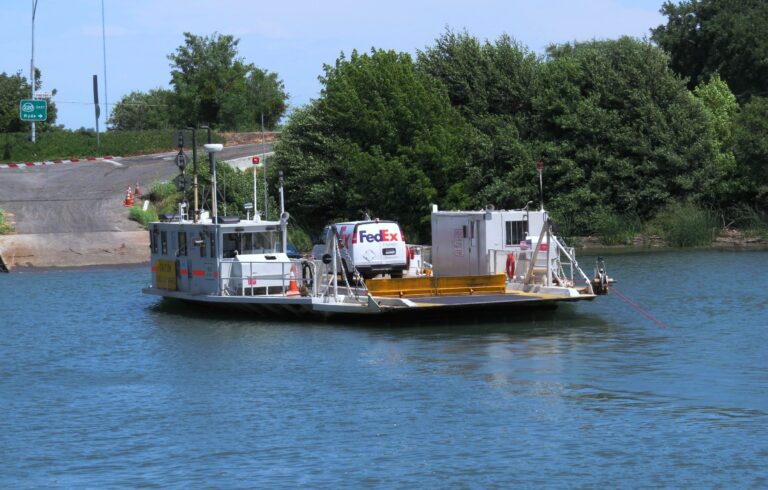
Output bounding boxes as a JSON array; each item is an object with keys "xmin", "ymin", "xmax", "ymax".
[
  {"xmin": 123, "ymin": 186, "xmax": 134, "ymax": 207},
  {"xmin": 135, "ymin": 181, "xmax": 142, "ymax": 196},
  {"xmin": 286, "ymin": 269, "xmax": 300, "ymax": 296}
]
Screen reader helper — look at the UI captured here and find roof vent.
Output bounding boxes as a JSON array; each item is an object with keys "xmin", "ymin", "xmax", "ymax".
[{"xmin": 216, "ymin": 216, "xmax": 241, "ymax": 224}]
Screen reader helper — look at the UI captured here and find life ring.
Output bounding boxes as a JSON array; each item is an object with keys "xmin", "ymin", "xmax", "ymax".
[{"xmin": 505, "ymin": 253, "xmax": 515, "ymax": 279}]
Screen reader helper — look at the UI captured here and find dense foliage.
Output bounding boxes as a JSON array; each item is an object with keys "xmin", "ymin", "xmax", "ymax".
[
  {"xmin": 273, "ymin": 32, "xmax": 765, "ymax": 240},
  {"xmin": 733, "ymin": 96, "xmax": 768, "ymax": 208},
  {"xmin": 651, "ymin": 0, "xmax": 768, "ymax": 100},
  {"xmin": 271, "ymin": 49, "xmax": 473, "ymax": 241},
  {"xmin": 0, "ymin": 70, "xmax": 57, "ymax": 133}
]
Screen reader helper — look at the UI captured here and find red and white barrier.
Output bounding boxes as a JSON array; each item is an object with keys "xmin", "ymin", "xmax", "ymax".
[{"xmin": 0, "ymin": 156, "xmax": 122, "ymax": 169}]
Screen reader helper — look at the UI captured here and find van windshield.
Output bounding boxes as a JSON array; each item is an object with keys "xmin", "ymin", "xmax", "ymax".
[{"xmin": 223, "ymin": 231, "xmax": 283, "ymax": 258}]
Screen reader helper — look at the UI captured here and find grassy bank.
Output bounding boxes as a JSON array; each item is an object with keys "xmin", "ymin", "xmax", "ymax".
[
  {"xmin": 1, "ymin": 130, "xmax": 224, "ymax": 162},
  {"xmin": 127, "ymin": 181, "xmax": 181, "ymax": 229},
  {"xmin": 570, "ymin": 203, "xmax": 768, "ymax": 249},
  {"xmin": 0, "ymin": 208, "xmax": 13, "ymax": 234}
]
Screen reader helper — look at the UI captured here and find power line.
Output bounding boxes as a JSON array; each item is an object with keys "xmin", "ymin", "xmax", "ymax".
[{"xmin": 52, "ymin": 100, "xmax": 170, "ymax": 107}]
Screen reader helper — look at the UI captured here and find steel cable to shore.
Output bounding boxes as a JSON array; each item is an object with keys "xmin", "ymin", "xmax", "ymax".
[{"xmin": 611, "ymin": 286, "xmax": 670, "ymax": 329}]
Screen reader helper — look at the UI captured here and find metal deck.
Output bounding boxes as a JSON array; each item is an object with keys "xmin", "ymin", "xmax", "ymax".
[{"xmin": 408, "ymin": 292, "xmax": 556, "ymax": 306}]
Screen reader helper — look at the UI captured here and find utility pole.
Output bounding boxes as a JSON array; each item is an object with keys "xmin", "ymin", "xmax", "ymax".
[
  {"xmin": 30, "ymin": 0, "xmax": 38, "ymax": 143},
  {"xmin": 536, "ymin": 161, "xmax": 545, "ymax": 211},
  {"xmin": 93, "ymin": 75, "xmax": 100, "ymax": 149},
  {"xmin": 101, "ymin": 0, "xmax": 108, "ymax": 125}
]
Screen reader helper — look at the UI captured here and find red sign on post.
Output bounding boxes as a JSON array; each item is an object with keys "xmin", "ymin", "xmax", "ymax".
[
  {"xmin": 252, "ymin": 155, "xmax": 261, "ymax": 165},
  {"xmin": 536, "ymin": 161, "xmax": 544, "ymax": 170}
]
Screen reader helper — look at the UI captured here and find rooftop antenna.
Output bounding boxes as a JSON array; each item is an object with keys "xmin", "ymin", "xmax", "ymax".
[
  {"xmin": 186, "ymin": 127, "xmax": 199, "ymax": 222},
  {"xmin": 201, "ymin": 126, "xmax": 221, "ymax": 221},
  {"xmin": 278, "ymin": 171, "xmax": 289, "ymax": 254},
  {"xmin": 200, "ymin": 126, "xmax": 215, "ymax": 220},
  {"xmin": 536, "ymin": 161, "xmax": 545, "ymax": 211},
  {"xmin": 175, "ymin": 131, "xmax": 188, "ymax": 211},
  {"xmin": 261, "ymin": 113, "xmax": 268, "ymax": 219}
]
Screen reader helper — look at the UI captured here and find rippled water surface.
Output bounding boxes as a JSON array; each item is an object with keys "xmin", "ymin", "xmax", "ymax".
[{"xmin": 1, "ymin": 250, "xmax": 767, "ymax": 487}]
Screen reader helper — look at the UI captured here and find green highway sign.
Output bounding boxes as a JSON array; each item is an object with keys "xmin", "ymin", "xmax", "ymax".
[{"xmin": 19, "ymin": 99, "xmax": 47, "ymax": 122}]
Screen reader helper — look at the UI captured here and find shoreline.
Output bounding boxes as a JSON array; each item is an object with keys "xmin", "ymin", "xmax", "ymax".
[
  {"xmin": 0, "ymin": 231, "xmax": 149, "ymax": 272},
  {"xmin": 573, "ymin": 230, "xmax": 768, "ymax": 254},
  {"xmin": 1, "ymin": 230, "xmax": 765, "ymax": 273}
]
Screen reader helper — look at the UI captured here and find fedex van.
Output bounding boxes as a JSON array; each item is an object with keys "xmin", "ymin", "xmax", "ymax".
[{"xmin": 312, "ymin": 220, "xmax": 408, "ymax": 279}]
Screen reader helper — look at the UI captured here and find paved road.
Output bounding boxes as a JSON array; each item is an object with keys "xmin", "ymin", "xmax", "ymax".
[{"xmin": 0, "ymin": 143, "xmax": 272, "ymax": 234}]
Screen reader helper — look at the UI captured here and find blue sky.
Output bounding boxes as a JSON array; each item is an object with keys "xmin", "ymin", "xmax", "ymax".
[{"xmin": 1, "ymin": 0, "xmax": 666, "ymax": 130}]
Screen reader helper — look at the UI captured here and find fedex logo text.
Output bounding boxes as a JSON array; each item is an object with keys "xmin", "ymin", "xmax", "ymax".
[{"xmin": 358, "ymin": 229, "xmax": 400, "ymax": 243}]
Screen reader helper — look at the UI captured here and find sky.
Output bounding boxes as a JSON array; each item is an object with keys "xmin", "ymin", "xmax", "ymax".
[{"xmin": 1, "ymin": 0, "xmax": 667, "ymax": 130}]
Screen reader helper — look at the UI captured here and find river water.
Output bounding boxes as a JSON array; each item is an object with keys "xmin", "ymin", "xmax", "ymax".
[{"xmin": 1, "ymin": 250, "xmax": 766, "ymax": 487}]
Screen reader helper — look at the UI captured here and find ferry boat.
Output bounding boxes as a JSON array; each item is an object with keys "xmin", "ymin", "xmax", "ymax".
[{"xmin": 142, "ymin": 144, "xmax": 611, "ymax": 317}]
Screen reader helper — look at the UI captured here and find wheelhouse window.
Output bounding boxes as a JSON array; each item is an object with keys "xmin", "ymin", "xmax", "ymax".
[
  {"xmin": 151, "ymin": 227, "xmax": 159, "ymax": 254},
  {"xmin": 160, "ymin": 230, "xmax": 168, "ymax": 255},
  {"xmin": 222, "ymin": 230, "xmax": 283, "ymax": 258},
  {"xmin": 177, "ymin": 232, "xmax": 187, "ymax": 257},
  {"xmin": 505, "ymin": 220, "xmax": 528, "ymax": 246}
]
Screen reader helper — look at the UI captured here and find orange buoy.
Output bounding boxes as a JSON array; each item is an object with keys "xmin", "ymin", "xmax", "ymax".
[{"xmin": 505, "ymin": 253, "xmax": 515, "ymax": 279}]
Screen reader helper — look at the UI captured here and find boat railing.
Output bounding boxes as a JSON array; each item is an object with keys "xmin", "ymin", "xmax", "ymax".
[
  {"xmin": 488, "ymin": 231, "xmax": 591, "ymax": 290},
  {"xmin": 549, "ymin": 234, "xmax": 593, "ymax": 292},
  {"xmin": 216, "ymin": 258, "xmax": 317, "ymax": 297}
]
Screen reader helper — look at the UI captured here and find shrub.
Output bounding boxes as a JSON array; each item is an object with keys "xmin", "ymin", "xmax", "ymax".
[
  {"xmin": 728, "ymin": 204, "xmax": 768, "ymax": 239},
  {"xmin": 0, "ymin": 129, "xmax": 224, "ymax": 162},
  {"xmin": 128, "ymin": 205, "xmax": 158, "ymax": 229},
  {"xmin": 287, "ymin": 225, "xmax": 313, "ymax": 253},
  {"xmin": 649, "ymin": 203, "xmax": 718, "ymax": 247},
  {"xmin": 148, "ymin": 181, "xmax": 182, "ymax": 214},
  {"xmin": 594, "ymin": 210, "xmax": 641, "ymax": 245}
]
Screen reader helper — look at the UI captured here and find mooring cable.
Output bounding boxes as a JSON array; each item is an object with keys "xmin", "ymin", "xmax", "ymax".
[{"xmin": 611, "ymin": 286, "xmax": 670, "ymax": 329}]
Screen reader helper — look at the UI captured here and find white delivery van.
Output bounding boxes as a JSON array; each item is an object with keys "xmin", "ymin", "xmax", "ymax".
[{"xmin": 312, "ymin": 220, "xmax": 408, "ymax": 279}]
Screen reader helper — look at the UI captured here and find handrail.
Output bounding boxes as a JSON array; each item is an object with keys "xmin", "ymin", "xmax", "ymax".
[
  {"xmin": 217, "ymin": 258, "xmax": 316, "ymax": 297},
  {"xmin": 550, "ymin": 234, "xmax": 593, "ymax": 294}
]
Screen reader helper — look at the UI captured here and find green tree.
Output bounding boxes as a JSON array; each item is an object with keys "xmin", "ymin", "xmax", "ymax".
[
  {"xmin": 168, "ymin": 32, "xmax": 288, "ymax": 130},
  {"xmin": 245, "ymin": 68, "xmax": 288, "ymax": 130},
  {"xmin": 651, "ymin": 0, "xmax": 768, "ymax": 100},
  {"xmin": 734, "ymin": 96, "xmax": 768, "ymax": 208},
  {"xmin": 691, "ymin": 75, "xmax": 750, "ymax": 207},
  {"xmin": 272, "ymin": 49, "xmax": 473, "ymax": 241},
  {"xmin": 0, "ymin": 70, "xmax": 57, "ymax": 133},
  {"xmin": 107, "ymin": 88, "xmax": 173, "ymax": 130}
]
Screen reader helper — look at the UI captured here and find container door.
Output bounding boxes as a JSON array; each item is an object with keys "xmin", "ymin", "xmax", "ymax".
[
  {"xmin": 448, "ymin": 218, "xmax": 471, "ymax": 275},
  {"xmin": 468, "ymin": 219, "xmax": 480, "ymax": 275}
]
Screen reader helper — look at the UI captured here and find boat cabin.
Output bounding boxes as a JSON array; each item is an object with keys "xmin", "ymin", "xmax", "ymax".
[
  {"xmin": 430, "ymin": 207, "xmax": 550, "ymax": 277},
  {"xmin": 149, "ymin": 216, "xmax": 294, "ymax": 296}
]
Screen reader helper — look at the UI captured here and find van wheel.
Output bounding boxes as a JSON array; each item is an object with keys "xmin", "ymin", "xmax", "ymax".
[{"xmin": 390, "ymin": 271, "xmax": 403, "ymax": 279}]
